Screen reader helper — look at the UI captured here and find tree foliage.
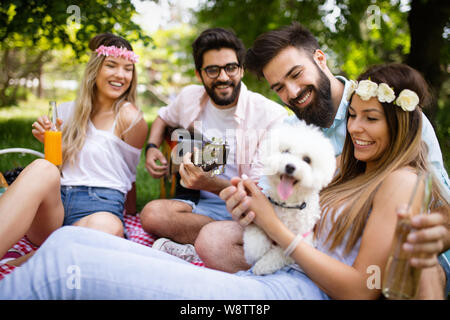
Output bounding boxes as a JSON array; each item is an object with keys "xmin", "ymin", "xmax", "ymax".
[
  {"xmin": 195, "ymin": 0, "xmax": 449, "ymax": 169},
  {"xmin": 0, "ymin": 0, "xmax": 152, "ymax": 106},
  {"xmin": 136, "ymin": 24, "xmax": 199, "ymax": 107},
  {"xmin": 0, "ymin": 0, "xmax": 152, "ymax": 55},
  {"xmin": 195, "ymin": 0, "xmax": 448, "ymax": 118}
]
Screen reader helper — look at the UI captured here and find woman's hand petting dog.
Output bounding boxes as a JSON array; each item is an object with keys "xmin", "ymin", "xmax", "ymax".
[
  {"xmin": 220, "ymin": 177, "xmax": 254, "ymax": 226},
  {"xmin": 220, "ymin": 176, "xmax": 278, "ymax": 232}
]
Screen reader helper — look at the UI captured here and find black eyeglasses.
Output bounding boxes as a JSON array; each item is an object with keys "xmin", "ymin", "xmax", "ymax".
[{"xmin": 200, "ymin": 63, "xmax": 241, "ymax": 79}]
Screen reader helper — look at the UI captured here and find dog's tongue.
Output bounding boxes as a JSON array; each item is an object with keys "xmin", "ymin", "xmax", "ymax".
[{"xmin": 277, "ymin": 175, "xmax": 296, "ymax": 201}]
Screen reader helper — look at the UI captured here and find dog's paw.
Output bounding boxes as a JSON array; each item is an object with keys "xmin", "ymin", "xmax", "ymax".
[
  {"xmin": 252, "ymin": 260, "xmax": 279, "ymax": 276},
  {"xmin": 252, "ymin": 247, "xmax": 292, "ymax": 276}
]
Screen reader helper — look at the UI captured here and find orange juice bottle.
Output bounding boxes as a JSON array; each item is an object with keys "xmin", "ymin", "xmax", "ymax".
[{"xmin": 44, "ymin": 101, "xmax": 62, "ymax": 166}]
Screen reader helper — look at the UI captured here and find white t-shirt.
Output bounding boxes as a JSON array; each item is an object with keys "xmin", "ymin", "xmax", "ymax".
[{"xmin": 197, "ymin": 100, "xmax": 238, "ymax": 199}]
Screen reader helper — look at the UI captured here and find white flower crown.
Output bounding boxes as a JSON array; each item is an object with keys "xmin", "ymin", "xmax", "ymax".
[{"xmin": 346, "ymin": 79, "xmax": 420, "ymax": 112}]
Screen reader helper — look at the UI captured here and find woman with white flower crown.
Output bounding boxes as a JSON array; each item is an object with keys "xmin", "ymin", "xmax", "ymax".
[
  {"xmin": 0, "ymin": 33, "xmax": 148, "ymax": 266},
  {"xmin": 0, "ymin": 63, "xmax": 448, "ymax": 300},
  {"xmin": 221, "ymin": 63, "xmax": 450, "ymax": 299}
]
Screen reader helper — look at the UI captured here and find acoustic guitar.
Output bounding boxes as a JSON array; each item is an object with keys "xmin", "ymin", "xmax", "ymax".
[{"xmin": 159, "ymin": 127, "xmax": 229, "ymax": 201}]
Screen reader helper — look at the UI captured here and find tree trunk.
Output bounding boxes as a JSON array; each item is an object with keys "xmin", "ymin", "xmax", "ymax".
[
  {"xmin": 37, "ymin": 60, "xmax": 43, "ymax": 98},
  {"xmin": 0, "ymin": 49, "xmax": 10, "ymax": 106},
  {"xmin": 406, "ymin": 0, "xmax": 450, "ymax": 126}
]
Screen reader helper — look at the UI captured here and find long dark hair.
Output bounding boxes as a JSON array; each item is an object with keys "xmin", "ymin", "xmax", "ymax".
[{"xmin": 318, "ymin": 63, "xmax": 448, "ymax": 255}]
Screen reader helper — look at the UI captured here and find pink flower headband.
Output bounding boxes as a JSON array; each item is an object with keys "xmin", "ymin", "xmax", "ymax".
[{"xmin": 95, "ymin": 45, "xmax": 139, "ymax": 63}]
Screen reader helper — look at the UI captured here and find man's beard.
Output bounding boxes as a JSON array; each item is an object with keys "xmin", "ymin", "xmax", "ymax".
[
  {"xmin": 204, "ymin": 79, "xmax": 241, "ymax": 106},
  {"xmin": 286, "ymin": 65, "xmax": 334, "ymax": 128}
]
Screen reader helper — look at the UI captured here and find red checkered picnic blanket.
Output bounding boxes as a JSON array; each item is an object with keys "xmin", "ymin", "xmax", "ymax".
[{"xmin": 0, "ymin": 214, "xmax": 205, "ymax": 281}]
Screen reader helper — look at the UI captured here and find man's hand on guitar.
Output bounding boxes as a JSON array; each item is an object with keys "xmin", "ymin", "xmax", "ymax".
[
  {"xmin": 145, "ymin": 147, "xmax": 168, "ymax": 179},
  {"xmin": 179, "ymin": 151, "xmax": 214, "ymax": 190}
]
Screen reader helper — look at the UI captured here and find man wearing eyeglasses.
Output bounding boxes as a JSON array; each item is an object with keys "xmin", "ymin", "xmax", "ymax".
[{"xmin": 142, "ymin": 27, "xmax": 287, "ymax": 263}]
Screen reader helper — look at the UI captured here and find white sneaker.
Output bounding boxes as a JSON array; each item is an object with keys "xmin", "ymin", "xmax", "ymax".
[{"xmin": 152, "ymin": 238, "xmax": 199, "ymax": 263}]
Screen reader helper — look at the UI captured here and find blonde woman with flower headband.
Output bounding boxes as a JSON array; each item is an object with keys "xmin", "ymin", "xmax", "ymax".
[
  {"xmin": 0, "ymin": 33, "xmax": 148, "ymax": 266},
  {"xmin": 0, "ymin": 63, "xmax": 448, "ymax": 300}
]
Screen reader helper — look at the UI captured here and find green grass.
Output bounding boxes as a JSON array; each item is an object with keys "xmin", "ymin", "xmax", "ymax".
[{"xmin": 0, "ymin": 96, "xmax": 161, "ymax": 212}]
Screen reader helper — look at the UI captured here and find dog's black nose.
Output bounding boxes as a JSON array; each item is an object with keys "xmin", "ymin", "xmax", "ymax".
[{"xmin": 285, "ymin": 164, "xmax": 295, "ymax": 174}]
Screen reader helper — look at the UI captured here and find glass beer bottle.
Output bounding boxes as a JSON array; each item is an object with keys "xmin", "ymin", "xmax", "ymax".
[
  {"xmin": 382, "ymin": 173, "xmax": 432, "ymax": 299},
  {"xmin": 44, "ymin": 101, "xmax": 62, "ymax": 166}
]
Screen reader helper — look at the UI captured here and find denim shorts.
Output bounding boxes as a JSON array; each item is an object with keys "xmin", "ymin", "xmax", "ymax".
[{"xmin": 60, "ymin": 186, "xmax": 125, "ymax": 227}]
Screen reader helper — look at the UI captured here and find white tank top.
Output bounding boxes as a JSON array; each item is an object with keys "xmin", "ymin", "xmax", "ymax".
[
  {"xmin": 197, "ymin": 99, "xmax": 238, "ymax": 199},
  {"xmin": 58, "ymin": 102, "xmax": 141, "ymax": 194},
  {"xmin": 315, "ymin": 205, "xmax": 364, "ymax": 266}
]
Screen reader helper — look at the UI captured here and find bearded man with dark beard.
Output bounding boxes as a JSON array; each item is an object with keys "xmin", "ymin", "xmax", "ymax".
[
  {"xmin": 244, "ymin": 23, "xmax": 448, "ymax": 188},
  {"xmin": 286, "ymin": 63, "xmax": 333, "ymax": 128},
  {"xmin": 141, "ymin": 27, "xmax": 287, "ymax": 263},
  {"xmin": 245, "ymin": 23, "xmax": 347, "ymax": 153}
]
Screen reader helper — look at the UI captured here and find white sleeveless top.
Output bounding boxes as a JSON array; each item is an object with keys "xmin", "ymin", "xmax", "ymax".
[
  {"xmin": 58, "ymin": 102, "xmax": 141, "ymax": 194},
  {"xmin": 315, "ymin": 206, "xmax": 364, "ymax": 266}
]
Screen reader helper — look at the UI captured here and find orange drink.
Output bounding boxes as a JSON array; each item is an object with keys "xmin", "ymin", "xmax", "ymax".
[{"xmin": 44, "ymin": 130, "xmax": 62, "ymax": 165}]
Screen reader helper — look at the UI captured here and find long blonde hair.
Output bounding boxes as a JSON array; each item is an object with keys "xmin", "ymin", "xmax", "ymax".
[
  {"xmin": 317, "ymin": 63, "xmax": 449, "ymax": 255},
  {"xmin": 62, "ymin": 33, "xmax": 138, "ymax": 167}
]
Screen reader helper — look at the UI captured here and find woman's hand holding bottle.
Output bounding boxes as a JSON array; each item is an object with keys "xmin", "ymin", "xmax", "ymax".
[{"xmin": 32, "ymin": 116, "xmax": 63, "ymax": 143}]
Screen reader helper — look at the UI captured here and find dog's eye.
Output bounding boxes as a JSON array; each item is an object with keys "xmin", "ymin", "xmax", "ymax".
[
  {"xmin": 303, "ymin": 156, "xmax": 311, "ymax": 164},
  {"xmin": 282, "ymin": 149, "xmax": 290, "ymax": 154}
]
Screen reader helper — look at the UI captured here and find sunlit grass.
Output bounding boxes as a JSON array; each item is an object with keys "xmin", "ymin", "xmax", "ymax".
[
  {"xmin": 0, "ymin": 93, "xmax": 160, "ymax": 122},
  {"xmin": 0, "ymin": 95, "xmax": 51, "ymax": 121}
]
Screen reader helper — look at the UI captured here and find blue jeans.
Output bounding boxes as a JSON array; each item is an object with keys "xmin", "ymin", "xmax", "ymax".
[
  {"xmin": 173, "ymin": 192, "xmax": 231, "ymax": 221},
  {"xmin": 177, "ymin": 194, "xmax": 232, "ymax": 221},
  {"xmin": 61, "ymin": 186, "xmax": 125, "ymax": 226},
  {"xmin": 438, "ymin": 252, "xmax": 450, "ymax": 297},
  {"xmin": 0, "ymin": 227, "xmax": 329, "ymax": 300}
]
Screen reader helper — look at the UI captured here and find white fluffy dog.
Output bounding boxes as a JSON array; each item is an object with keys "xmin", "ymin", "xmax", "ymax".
[{"xmin": 243, "ymin": 121, "xmax": 336, "ymax": 275}]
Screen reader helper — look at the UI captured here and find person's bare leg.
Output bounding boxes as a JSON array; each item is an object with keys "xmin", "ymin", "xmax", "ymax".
[
  {"xmin": 73, "ymin": 212, "xmax": 124, "ymax": 237},
  {"xmin": 6, "ymin": 251, "xmax": 36, "ymax": 267},
  {"xmin": 0, "ymin": 159, "xmax": 64, "ymax": 258},
  {"xmin": 195, "ymin": 221, "xmax": 251, "ymax": 273},
  {"xmin": 140, "ymin": 199, "xmax": 213, "ymax": 244}
]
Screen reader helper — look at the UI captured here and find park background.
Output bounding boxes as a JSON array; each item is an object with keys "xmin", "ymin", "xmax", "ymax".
[{"xmin": 0, "ymin": 0, "xmax": 448, "ymax": 212}]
